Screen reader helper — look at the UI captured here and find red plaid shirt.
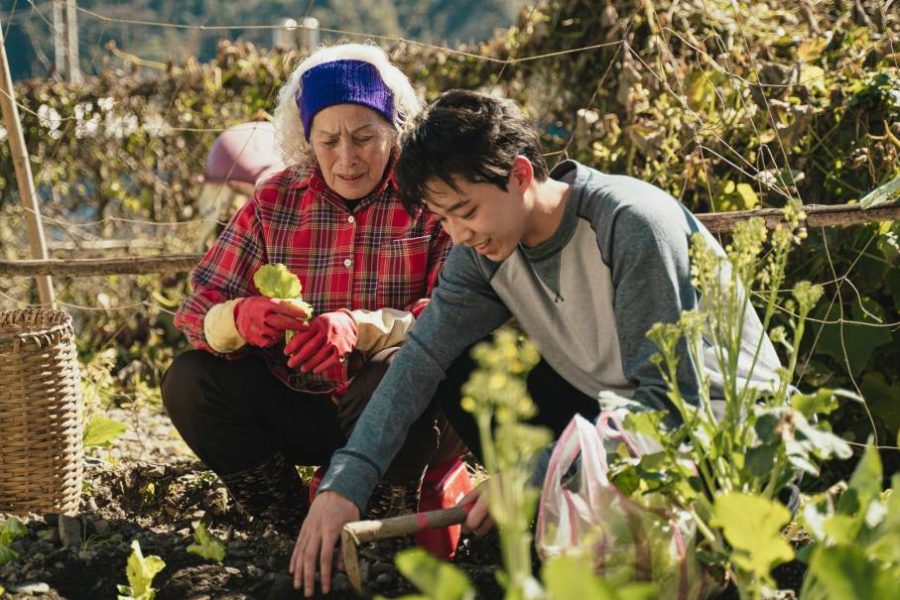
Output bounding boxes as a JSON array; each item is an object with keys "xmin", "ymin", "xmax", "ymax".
[{"xmin": 174, "ymin": 164, "xmax": 451, "ymax": 394}]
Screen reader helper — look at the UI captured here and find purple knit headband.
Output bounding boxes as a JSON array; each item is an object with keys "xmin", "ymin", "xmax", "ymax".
[{"xmin": 297, "ymin": 59, "xmax": 395, "ymax": 140}]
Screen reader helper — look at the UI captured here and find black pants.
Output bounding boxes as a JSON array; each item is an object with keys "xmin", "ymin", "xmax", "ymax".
[
  {"xmin": 437, "ymin": 356, "xmax": 601, "ymax": 463},
  {"xmin": 161, "ymin": 348, "xmax": 470, "ymax": 483}
]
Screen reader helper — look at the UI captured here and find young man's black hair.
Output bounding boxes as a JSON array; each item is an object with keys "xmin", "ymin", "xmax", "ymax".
[{"xmin": 396, "ymin": 89, "xmax": 549, "ymax": 213}]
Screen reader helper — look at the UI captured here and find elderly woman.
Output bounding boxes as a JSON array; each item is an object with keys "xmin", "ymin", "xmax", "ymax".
[{"xmin": 162, "ymin": 44, "xmax": 466, "ymax": 536}]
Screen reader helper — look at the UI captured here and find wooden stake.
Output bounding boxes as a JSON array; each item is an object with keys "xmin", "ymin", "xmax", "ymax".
[
  {"xmin": 0, "ymin": 17, "xmax": 56, "ymax": 306},
  {"xmin": 65, "ymin": 0, "xmax": 81, "ymax": 84}
]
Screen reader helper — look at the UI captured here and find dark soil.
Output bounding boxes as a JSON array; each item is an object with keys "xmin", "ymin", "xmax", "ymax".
[
  {"xmin": 1, "ymin": 405, "xmax": 806, "ymax": 599},
  {"xmin": 1, "ymin": 457, "xmax": 504, "ymax": 599},
  {"xmin": 0, "ymin": 405, "xmax": 505, "ymax": 599}
]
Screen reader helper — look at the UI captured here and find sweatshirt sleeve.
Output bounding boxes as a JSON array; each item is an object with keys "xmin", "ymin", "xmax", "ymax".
[
  {"xmin": 599, "ymin": 180, "xmax": 703, "ymax": 414},
  {"xmin": 318, "ymin": 246, "xmax": 511, "ymax": 512}
]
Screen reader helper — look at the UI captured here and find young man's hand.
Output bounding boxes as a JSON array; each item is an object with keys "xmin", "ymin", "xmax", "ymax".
[
  {"xmin": 459, "ymin": 481, "xmax": 494, "ymax": 537},
  {"xmin": 290, "ymin": 491, "xmax": 360, "ymax": 596},
  {"xmin": 233, "ymin": 296, "xmax": 308, "ymax": 347},
  {"xmin": 284, "ymin": 311, "xmax": 358, "ymax": 374}
]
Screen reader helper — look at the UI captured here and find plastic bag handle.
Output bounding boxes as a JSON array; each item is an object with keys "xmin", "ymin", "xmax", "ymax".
[{"xmin": 595, "ymin": 410, "xmax": 642, "ymax": 458}]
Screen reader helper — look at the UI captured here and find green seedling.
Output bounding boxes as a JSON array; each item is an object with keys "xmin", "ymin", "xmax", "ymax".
[
  {"xmin": 83, "ymin": 415, "xmax": 128, "ymax": 449},
  {"xmin": 186, "ymin": 523, "xmax": 226, "ymax": 563},
  {"xmin": 117, "ymin": 540, "xmax": 165, "ymax": 600},
  {"xmin": 0, "ymin": 517, "xmax": 27, "ymax": 566}
]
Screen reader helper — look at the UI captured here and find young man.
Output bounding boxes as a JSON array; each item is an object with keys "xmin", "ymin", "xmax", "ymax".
[{"xmin": 289, "ymin": 90, "xmax": 780, "ymax": 595}]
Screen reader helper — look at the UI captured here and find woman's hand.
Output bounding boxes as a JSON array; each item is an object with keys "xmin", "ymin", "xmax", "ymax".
[
  {"xmin": 233, "ymin": 296, "xmax": 308, "ymax": 347},
  {"xmin": 284, "ymin": 311, "xmax": 358, "ymax": 374}
]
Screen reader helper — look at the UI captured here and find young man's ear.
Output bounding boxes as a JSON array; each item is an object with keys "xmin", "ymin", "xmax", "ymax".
[{"xmin": 508, "ymin": 156, "xmax": 534, "ymax": 192}]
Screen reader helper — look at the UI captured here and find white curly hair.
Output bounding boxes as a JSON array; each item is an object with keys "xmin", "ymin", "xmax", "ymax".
[{"xmin": 272, "ymin": 43, "xmax": 420, "ymax": 167}]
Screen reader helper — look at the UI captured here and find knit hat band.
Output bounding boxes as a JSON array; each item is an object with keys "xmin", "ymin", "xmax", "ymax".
[{"xmin": 298, "ymin": 59, "xmax": 394, "ymax": 140}]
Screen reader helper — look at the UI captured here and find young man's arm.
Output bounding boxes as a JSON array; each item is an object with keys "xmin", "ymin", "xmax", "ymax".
[
  {"xmin": 316, "ymin": 245, "xmax": 511, "ymax": 510},
  {"xmin": 291, "ymin": 245, "xmax": 511, "ymax": 595},
  {"xmin": 602, "ymin": 176, "xmax": 703, "ymax": 413}
]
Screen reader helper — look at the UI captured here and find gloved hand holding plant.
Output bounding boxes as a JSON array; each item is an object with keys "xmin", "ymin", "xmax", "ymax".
[{"xmin": 232, "ymin": 264, "xmax": 313, "ymax": 348}]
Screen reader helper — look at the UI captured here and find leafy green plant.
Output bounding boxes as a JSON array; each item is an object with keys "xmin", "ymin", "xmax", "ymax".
[
  {"xmin": 799, "ymin": 445, "xmax": 900, "ymax": 599},
  {"xmin": 0, "ymin": 516, "xmax": 27, "ymax": 566},
  {"xmin": 384, "ymin": 547, "xmax": 475, "ymax": 600},
  {"xmin": 117, "ymin": 540, "xmax": 166, "ymax": 600},
  {"xmin": 542, "ymin": 555, "xmax": 653, "ymax": 600},
  {"xmin": 600, "ymin": 204, "xmax": 858, "ymax": 598},
  {"xmin": 459, "ymin": 329, "xmax": 551, "ymax": 598},
  {"xmin": 83, "ymin": 415, "xmax": 129, "ymax": 449},
  {"xmin": 253, "ymin": 263, "xmax": 314, "ymax": 343},
  {"xmin": 186, "ymin": 523, "xmax": 226, "ymax": 563}
]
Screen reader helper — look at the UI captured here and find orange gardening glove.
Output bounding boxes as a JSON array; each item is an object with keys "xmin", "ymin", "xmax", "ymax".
[
  {"xmin": 284, "ymin": 311, "xmax": 358, "ymax": 374},
  {"xmin": 233, "ymin": 296, "xmax": 308, "ymax": 348}
]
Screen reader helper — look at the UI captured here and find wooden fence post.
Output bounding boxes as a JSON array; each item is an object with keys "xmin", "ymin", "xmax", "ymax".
[{"xmin": 0, "ymin": 17, "xmax": 56, "ymax": 306}]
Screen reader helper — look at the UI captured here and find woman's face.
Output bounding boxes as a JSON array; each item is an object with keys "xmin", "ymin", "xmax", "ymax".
[{"xmin": 309, "ymin": 104, "xmax": 396, "ymax": 200}]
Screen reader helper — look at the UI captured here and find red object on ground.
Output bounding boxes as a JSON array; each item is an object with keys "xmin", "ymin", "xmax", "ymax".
[
  {"xmin": 415, "ymin": 457, "xmax": 474, "ymax": 560},
  {"xmin": 307, "ymin": 458, "xmax": 473, "ymax": 560}
]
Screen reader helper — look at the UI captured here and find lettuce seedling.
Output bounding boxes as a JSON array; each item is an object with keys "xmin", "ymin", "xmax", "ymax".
[
  {"xmin": 253, "ymin": 263, "xmax": 313, "ymax": 343},
  {"xmin": 117, "ymin": 540, "xmax": 165, "ymax": 600},
  {"xmin": 186, "ymin": 523, "xmax": 226, "ymax": 563}
]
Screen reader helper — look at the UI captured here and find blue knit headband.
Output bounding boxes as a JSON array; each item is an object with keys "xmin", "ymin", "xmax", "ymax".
[{"xmin": 297, "ymin": 59, "xmax": 395, "ymax": 141}]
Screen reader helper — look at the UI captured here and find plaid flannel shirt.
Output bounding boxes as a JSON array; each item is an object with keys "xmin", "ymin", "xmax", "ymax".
[{"xmin": 174, "ymin": 164, "xmax": 451, "ymax": 395}]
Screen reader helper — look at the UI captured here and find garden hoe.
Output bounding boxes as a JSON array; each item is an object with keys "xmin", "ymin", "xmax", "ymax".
[{"xmin": 341, "ymin": 504, "xmax": 471, "ymax": 594}]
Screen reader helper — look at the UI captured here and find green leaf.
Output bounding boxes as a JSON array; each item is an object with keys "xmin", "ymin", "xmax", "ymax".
[
  {"xmin": 860, "ymin": 175, "xmax": 900, "ymax": 209},
  {"xmin": 543, "ymin": 554, "xmax": 656, "ymax": 600},
  {"xmin": 253, "ymin": 263, "xmax": 302, "ymax": 299},
  {"xmin": 0, "ymin": 517, "xmax": 27, "ymax": 547},
  {"xmin": 123, "ymin": 540, "xmax": 165, "ymax": 600},
  {"xmin": 83, "ymin": 416, "xmax": 128, "ymax": 449},
  {"xmin": 806, "ymin": 545, "xmax": 900, "ymax": 599},
  {"xmin": 0, "ymin": 545, "xmax": 18, "ymax": 566},
  {"xmin": 186, "ymin": 523, "xmax": 226, "ymax": 563},
  {"xmin": 744, "ymin": 443, "xmax": 778, "ymax": 479},
  {"xmin": 790, "ymin": 388, "xmax": 840, "ymax": 418},
  {"xmin": 860, "ymin": 372, "xmax": 900, "ymax": 435},
  {"xmin": 711, "ymin": 492, "xmax": 794, "ymax": 581},
  {"xmin": 394, "ymin": 548, "xmax": 474, "ymax": 600},
  {"xmin": 837, "ymin": 444, "xmax": 882, "ymax": 516},
  {"xmin": 789, "ymin": 410, "xmax": 853, "ymax": 462}
]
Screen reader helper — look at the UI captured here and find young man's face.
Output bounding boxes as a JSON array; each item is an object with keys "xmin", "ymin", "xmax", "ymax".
[{"xmin": 424, "ymin": 173, "xmax": 529, "ymax": 262}]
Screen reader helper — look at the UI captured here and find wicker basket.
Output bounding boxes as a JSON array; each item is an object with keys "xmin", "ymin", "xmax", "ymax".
[{"xmin": 0, "ymin": 309, "xmax": 83, "ymax": 514}]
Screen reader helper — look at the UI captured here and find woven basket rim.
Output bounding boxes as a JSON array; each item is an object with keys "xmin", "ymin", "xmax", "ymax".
[{"xmin": 0, "ymin": 308, "xmax": 74, "ymax": 344}]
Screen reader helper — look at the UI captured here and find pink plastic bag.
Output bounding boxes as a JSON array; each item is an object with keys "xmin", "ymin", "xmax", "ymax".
[{"xmin": 536, "ymin": 412, "xmax": 714, "ymax": 599}]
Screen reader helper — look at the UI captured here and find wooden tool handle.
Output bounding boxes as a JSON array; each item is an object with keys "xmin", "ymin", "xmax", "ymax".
[{"xmin": 343, "ymin": 504, "xmax": 469, "ymax": 544}]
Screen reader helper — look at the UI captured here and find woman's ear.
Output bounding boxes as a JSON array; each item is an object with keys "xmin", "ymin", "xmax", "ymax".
[{"xmin": 509, "ymin": 155, "xmax": 534, "ymax": 192}]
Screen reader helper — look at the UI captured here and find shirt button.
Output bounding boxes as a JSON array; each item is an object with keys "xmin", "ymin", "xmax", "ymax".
[
  {"xmin": 343, "ymin": 258, "xmax": 352, "ymax": 268},
  {"xmin": 347, "ymin": 215, "xmax": 355, "ymax": 224}
]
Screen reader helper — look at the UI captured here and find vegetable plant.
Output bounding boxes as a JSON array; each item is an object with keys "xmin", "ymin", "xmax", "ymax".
[
  {"xmin": 0, "ymin": 517, "xmax": 27, "ymax": 566},
  {"xmin": 253, "ymin": 263, "xmax": 313, "ymax": 343},
  {"xmin": 117, "ymin": 540, "xmax": 165, "ymax": 600},
  {"xmin": 603, "ymin": 202, "xmax": 861, "ymax": 598},
  {"xmin": 186, "ymin": 523, "xmax": 226, "ymax": 563}
]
